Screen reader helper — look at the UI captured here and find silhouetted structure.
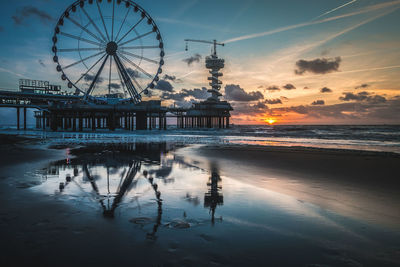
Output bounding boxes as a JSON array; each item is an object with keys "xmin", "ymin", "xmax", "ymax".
[{"xmin": 0, "ymin": 1, "xmax": 232, "ymax": 131}]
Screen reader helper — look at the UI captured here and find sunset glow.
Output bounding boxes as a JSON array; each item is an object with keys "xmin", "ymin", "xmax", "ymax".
[{"xmin": 265, "ymin": 118, "xmax": 277, "ymax": 125}]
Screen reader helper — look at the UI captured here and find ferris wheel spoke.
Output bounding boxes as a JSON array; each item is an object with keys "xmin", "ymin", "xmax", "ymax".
[
  {"xmin": 116, "ymin": 65, "xmax": 128, "ymax": 98},
  {"xmin": 86, "ymin": 55, "xmax": 110, "ymax": 98},
  {"xmin": 115, "ymin": 7, "xmax": 130, "ymax": 42},
  {"xmin": 119, "ymin": 30, "xmax": 153, "ymax": 47},
  {"xmin": 115, "ymin": 60, "xmax": 135, "ymax": 100},
  {"xmin": 96, "ymin": 0, "xmax": 111, "ymax": 42},
  {"xmin": 117, "ymin": 17, "xmax": 145, "ymax": 44},
  {"xmin": 58, "ymin": 48, "xmax": 103, "ymax": 52},
  {"xmin": 64, "ymin": 51, "xmax": 105, "ymax": 69},
  {"xmin": 121, "ymin": 45, "xmax": 159, "ymax": 50},
  {"xmin": 66, "ymin": 17, "xmax": 105, "ymax": 44},
  {"xmin": 108, "ymin": 56, "xmax": 112, "ymax": 94},
  {"xmin": 111, "ymin": 0, "xmax": 115, "ymax": 41},
  {"xmin": 119, "ymin": 50, "xmax": 158, "ymax": 64},
  {"xmin": 81, "ymin": 7, "xmax": 108, "ymax": 43},
  {"xmin": 118, "ymin": 52, "xmax": 152, "ymax": 78},
  {"xmin": 122, "ymin": 59, "xmax": 143, "ymax": 92},
  {"xmin": 75, "ymin": 53, "xmax": 107, "ymax": 84},
  {"xmin": 129, "ymin": 73, "xmax": 143, "ymax": 92},
  {"xmin": 113, "ymin": 55, "xmax": 141, "ymax": 102},
  {"xmin": 60, "ymin": 32, "xmax": 102, "ymax": 47}
]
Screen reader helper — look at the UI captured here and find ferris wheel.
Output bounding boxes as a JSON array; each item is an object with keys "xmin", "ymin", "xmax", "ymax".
[{"xmin": 52, "ymin": 0, "xmax": 164, "ymax": 104}]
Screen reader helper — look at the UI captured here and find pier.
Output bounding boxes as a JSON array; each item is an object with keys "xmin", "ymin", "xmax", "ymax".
[
  {"xmin": 0, "ymin": 80, "xmax": 232, "ymax": 131},
  {"xmin": 0, "ymin": 1, "xmax": 233, "ymax": 132}
]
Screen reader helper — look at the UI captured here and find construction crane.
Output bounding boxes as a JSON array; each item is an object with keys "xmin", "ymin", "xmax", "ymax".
[
  {"xmin": 184, "ymin": 39, "xmax": 226, "ymax": 101},
  {"xmin": 184, "ymin": 39, "xmax": 225, "ymax": 56}
]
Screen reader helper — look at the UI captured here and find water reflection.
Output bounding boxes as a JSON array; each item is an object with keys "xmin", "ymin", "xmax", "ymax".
[
  {"xmin": 27, "ymin": 142, "xmax": 400, "ymax": 265},
  {"xmin": 40, "ymin": 142, "xmax": 230, "ymax": 240},
  {"xmin": 44, "ymin": 143, "xmax": 171, "ymax": 239},
  {"xmin": 204, "ymin": 163, "xmax": 223, "ymax": 224}
]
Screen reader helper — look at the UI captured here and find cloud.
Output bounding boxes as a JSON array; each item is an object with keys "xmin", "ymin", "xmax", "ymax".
[
  {"xmin": 163, "ymin": 74, "xmax": 177, "ymax": 81},
  {"xmin": 367, "ymin": 95, "xmax": 387, "ymax": 104},
  {"xmin": 320, "ymin": 87, "xmax": 333, "ymax": 93},
  {"xmin": 266, "ymin": 98, "xmax": 400, "ymax": 122},
  {"xmin": 38, "ymin": 59, "xmax": 45, "ymax": 67},
  {"xmin": 266, "ymin": 85, "xmax": 280, "ymax": 92},
  {"xmin": 182, "ymin": 87, "xmax": 209, "ymax": 100},
  {"xmin": 340, "ymin": 91, "xmax": 369, "ymax": 101},
  {"xmin": 231, "ymin": 101, "xmax": 268, "ymax": 114},
  {"xmin": 280, "ymin": 96, "xmax": 289, "ymax": 101},
  {"xmin": 295, "ymin": 57, "xmax": 341, "ymax": 75},
  {"xmin": 311, "ymin": 100, "xmax": 325, "ymax": 105},
  {"xmin": 161, "ymin": 92, "xmax": 185, "ymax": 101},
  {"xmin": 109, "ymin": 83, "xmax": 121, "ymax": 89},
  {"xmin": 231, "ymin": 95, "xmax": 400, "ymax": 123},
  {"xmin": 127, "ymin": 68, "xmax": 140, "ymax": 78},
  {"xmin": 160, "ymin": 87, "xmax": 210, "ymax": 102},
  {"xmin": 225, "ymin": 84, "xmax": 264, "ymax": 102},
  {"xmin": 163, "ymin": 74, "xmax": 182, "ymax": 83},
  {"xmin": 339, "ymin": 91, "xmax": 386, "ymax": 104},
  {"xmin": 155, "ymin": 80, "xmax": 173, "ymax": 92},
  {"xmin": 265, "ymin": 98, "xmax": 282, "ymax": 104},
  {"xmin": 183, "ymin": 54, "xmax": 202, "ymax": 66},
  {"xmin": 355, "ymin": 83, "xmax": 369, "ymax": 89},
  {"xmin": 83, "ymin": 73, "xmax": 104, "ymax": 83},
  {"xmin": 12, "ymin": 6, "xmax": 54, "ymax": 25},
  {"xmin": 303, "ymin": 86, "xmax": 310, "ymax": 89},
  {"xmin": 283, "ymin": 83, "xmax": 296, "ymax": 90}
]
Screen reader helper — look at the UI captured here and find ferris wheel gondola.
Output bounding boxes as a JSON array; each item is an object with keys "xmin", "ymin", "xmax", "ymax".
[{"xmin": 52, "ymin": 0, "xmax": 164, "ymax": 104}]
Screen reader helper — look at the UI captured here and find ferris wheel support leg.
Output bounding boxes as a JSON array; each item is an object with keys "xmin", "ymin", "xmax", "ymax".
[
  {"xmin": 16, "ymin": 107, "xmax": 20, "ymax": 130},
  {"xmin": 72, "ymin": 114, "xmax": 76, "ymax": 132}
]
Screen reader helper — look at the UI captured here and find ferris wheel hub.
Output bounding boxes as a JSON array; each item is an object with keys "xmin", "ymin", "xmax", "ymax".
[{"xmin": 106, "ymin": 41, "xmax": 118, "ymax": 56}]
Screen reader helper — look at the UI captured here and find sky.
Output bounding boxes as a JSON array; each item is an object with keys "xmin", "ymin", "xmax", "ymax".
[{"xmin": 0, "ymin": 0, "xmax": 399, "ymax": 125}]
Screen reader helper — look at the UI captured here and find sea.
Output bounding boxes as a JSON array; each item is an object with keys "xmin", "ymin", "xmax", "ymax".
[{"xmin": 1, "ymin": 124, "xmax": 400, "ymax": 154}]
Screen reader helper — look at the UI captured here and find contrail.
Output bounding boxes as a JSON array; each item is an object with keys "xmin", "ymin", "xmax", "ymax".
[
  {"xmin": 336, "ymin": 65, "xmax": 400, "ymax": 74},
  {"xmin": 224, "ymin": 0, "xmax": 400, "ymax": 44},
  {"xmin": 308, "ymin": 7, "xmax": 398, "ymax": 52},
  {"xmin": 259, "ymin": 7, "xmax": 399, "ymax": 70},
  {"xmin": 313, "ymin": 0, "xmax": 358, "ymax": 20},
  {"xmin": 0, "ymin": 67, "xmax": 27, "ymax": 78}
]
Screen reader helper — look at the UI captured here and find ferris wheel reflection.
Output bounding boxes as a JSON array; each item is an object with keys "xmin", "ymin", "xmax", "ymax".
[{"xmin": 49, "ymin": 143, "xmax": 168, "ymax": 239}]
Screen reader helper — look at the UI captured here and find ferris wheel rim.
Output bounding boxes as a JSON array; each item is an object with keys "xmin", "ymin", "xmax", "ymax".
[{"xmin": 52, "ymin": 0, "xmax": 165, "ymax": 103}]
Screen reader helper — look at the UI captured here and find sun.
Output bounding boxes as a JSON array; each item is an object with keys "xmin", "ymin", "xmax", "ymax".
[{"xmin": 264, "ymin": 118, "xmax": 277, "ymax": 125}]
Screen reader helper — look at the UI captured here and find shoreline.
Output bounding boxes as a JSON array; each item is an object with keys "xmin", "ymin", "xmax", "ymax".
[{"xmin": 1, "ymin": 130, "xmax": 399, "ymax": 156}]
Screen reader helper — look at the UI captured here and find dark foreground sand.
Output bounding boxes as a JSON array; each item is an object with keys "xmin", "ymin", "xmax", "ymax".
[{"xmin": 1, "ymin": 135, "xmax": 399, "ymax": 266}]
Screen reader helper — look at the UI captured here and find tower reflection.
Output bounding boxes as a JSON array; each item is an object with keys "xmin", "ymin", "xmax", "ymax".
[{"xmin": 204, "ymin": 163, "xmax": 223, "ymax": 224}]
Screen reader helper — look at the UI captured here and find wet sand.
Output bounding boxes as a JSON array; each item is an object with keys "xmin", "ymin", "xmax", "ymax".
[
  {"xmin": 179, "ymin": 145, "xmax": 400, "ymax": 228},
  {"xmin": 1, "ymin": 135, "xmax": 399, "ymax": 266}
]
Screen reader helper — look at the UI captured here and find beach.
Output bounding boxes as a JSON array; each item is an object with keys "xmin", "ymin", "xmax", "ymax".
[{"xmin": 0, "ymin": 133, "xmax": 399, "ymax": 266}]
